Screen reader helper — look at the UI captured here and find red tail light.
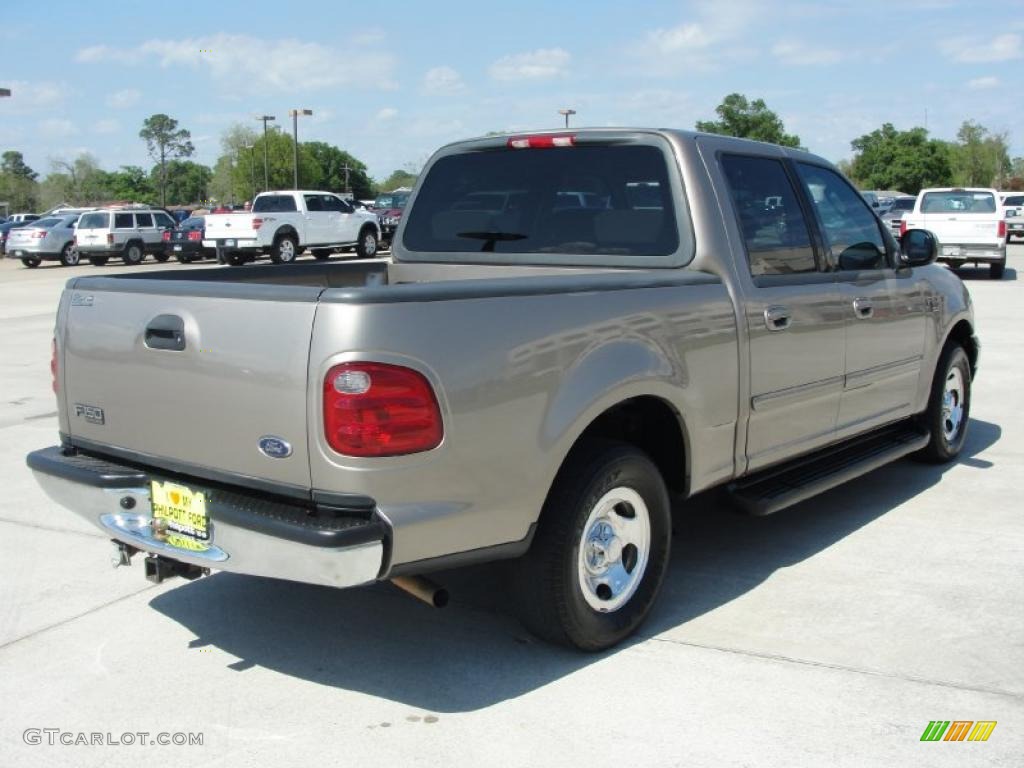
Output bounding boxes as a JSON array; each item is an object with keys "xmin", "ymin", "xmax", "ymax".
[
  {"xmin": 507, "ymin": 133, "xmax": 577, "ymax": 149},
  {"xmin": 161, "ymin": 230, "xmax": 171, "ymax": 242},
  {"xmin": 106, "ymin": 233, "xmax": 114, "ymax": 245},
  {"xmin": 899, "ymin": 219, "xmax": 908, "ymax": 236},
  {"xmin": 31, "ymin": 230, "xmax": 46, "ymax": 239},
  {"xmin": 50, "ymin": 338, "xmax": 58, "ymax": 394},
  {"xmin": 323, "ymin": 362, "xmax": 443, "ymax": 457},
  {"xmin": 252, "ymin": 218, "xmax": 263, "ymax": 230},
  {"xmin": 998, "ymin": 219, "xmax": 1006, "ymax": 238},
  {"xmin": 188, "ymin": 230, "xmax": 203, "ymax": 241}
]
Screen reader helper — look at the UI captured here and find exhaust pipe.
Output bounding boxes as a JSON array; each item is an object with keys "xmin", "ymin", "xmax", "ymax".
[{"xmin": 391, "ymin": 575, "xmax": 449, "ymax": 608}]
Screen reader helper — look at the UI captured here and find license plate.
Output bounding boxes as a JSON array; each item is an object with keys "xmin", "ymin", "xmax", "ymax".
[
  {"xmin": 13, "ymin": 250, "xmax": 24, "ymax": 257},
  {"xmin": 150, "ymin": 480, "xmax": 210, "ymax": 548},
  {"xmin": 173, "ymin": 245, "xmax": 182, "ymax": 251},
  {"xmin": 943, "ymin": 246, "xmax": 963, "ymax": 256},
  {"xmin": 224, "ymin": 239, "xmax": 236, "ymax": 247}
]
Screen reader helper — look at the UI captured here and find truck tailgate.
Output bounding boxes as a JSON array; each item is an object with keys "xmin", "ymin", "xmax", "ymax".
[
  {"xmin": 61, "ymin": 283, "xmax": 318, "ymax": 491},
  {"xmin": 203, "ymin": 214, "xmax": 257, "ymax": 241}
]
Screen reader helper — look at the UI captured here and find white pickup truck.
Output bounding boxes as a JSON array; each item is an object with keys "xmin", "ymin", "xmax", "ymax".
[
  {"xmin": 203, "ymin": 191, "xmax": 382, "ymax": 266},
  {"xmin": 900, "ymin": 187, "xmax": 1006, "ymax": 279}
]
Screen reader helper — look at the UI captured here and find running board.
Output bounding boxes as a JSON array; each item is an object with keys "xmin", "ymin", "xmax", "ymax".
[{"xmin": 728, "ymin": 422, "xmax": 931, "ymax": 516}]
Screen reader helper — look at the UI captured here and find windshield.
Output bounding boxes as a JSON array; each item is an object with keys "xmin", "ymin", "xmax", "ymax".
[
  {"xmin": 921, "ymin": 191, "xmax": 996, "ymax": 213},
  {"xmin": 374, "ymin": 193, "xmax": 411, "ymax": 209}
]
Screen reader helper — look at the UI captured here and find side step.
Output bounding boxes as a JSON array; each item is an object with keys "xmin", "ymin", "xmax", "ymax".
[{"xmin": 728, "ymin": 422, "xmax": 931, "ymax": 516}]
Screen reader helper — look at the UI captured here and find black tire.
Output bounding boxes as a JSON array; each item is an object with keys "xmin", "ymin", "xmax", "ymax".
[
  {"xmin": 175, "ymin": 253, "xmax": 193, "ymax": 264},
  {"xmin": 311, "ymin": 248, "xmax": 332, "ymax": 261},
  {"xmin": 88, "ymin": 255, "xmax": 109, "ymax": 267},
  {"xmin": 153, "ymin": 252, "xmax": 170, "ymax": 263},
  {"xmin": 990, "ymin": 260, "xmax": 1005, "ymax": 279},
  {"xmin": 21, "ymin": 257, "xmax": 40, "ymax": 268},
  {"xmin": 356, "ymin": 227, "xmax": 379, "ymax": 259},
  {"xmin": 916, "ymin": 344, "xmax": 971, "ymax": 463},
  {"xmin": 122, "ymin": 242, "xmax": 144, "ymax": 265},
  {"xmin": 270, "ymin": 233, "xmax": 299, "ymax": 264},
  {"xmin": 59, "ymin": 242, "xmax": 80, "ymax": 267},
  {"xmin": 511, "ymin": 440, "xmax": 672, "ymax": 651},
  {"xmin": 225, "ymin": 252, "xmax": 247, "ymax": 267}
]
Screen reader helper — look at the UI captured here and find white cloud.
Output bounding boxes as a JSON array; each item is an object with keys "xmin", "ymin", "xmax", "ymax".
[
  {"xmin": 648, "ymin": 23, "xmax": 710, "ymax": 55},
  {"xmin": 772, "ymin": 41, "xmax": 842, "ymax": 66},
  {"xmin": 1, "ymin": 81, "xmax": 66, "ymax": 112},
  {"xmin": 93, "ymin": 119, "xmax": 120, "ymax": 135},
  {"xmin": 423, "ymin": 65, "xmax": 466, "ymax": 94},
  {"xmin": 941, "ymin": 33, "xmax": 1022, "ymax": 63},
  {"xmin": 634, "ymin": 1, "xmax": 764, "ymax": 73},
  {"xmin": 967, "ymin": 76, "xmax": 1000, "ymax": 90},
  {"xmin": 375, "ymin": 107, "xmax": 399, "ymax": 122},
  {"xmin": 39, "ymin": 119, "xmax": 78, "ymax": 139},
  {"xmin": 489, "ymin": 48, "xmax": 570, "ymax": 81},
  {"xmin": 75, "ymin": 35, "xmax": 398, "ymax": 93},
  {"xmin": 106, "ymin": 89, "xmax": 141, "ymax": 109}
]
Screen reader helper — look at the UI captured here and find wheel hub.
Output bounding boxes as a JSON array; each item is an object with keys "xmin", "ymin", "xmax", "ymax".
[
  {"xmin": 941, "ymin": 367, "xmax": 965, "ymax": 442},
  {"xmin": 577, "ymin": 488, "xmax": 651, "ymax": 613}
]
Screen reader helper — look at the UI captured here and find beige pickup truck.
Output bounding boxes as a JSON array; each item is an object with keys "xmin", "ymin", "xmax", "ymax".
[{"xmin": 28, "ymin": 129, "xmax": 978, "ymax": 650}]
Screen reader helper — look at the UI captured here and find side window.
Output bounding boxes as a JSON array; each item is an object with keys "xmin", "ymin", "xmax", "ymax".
[
  {"xmin": 135, "ymin": 213, "xmax": 154, "ymax": 227},
  {"xmin": 337, "ymin": 198, "xmax": 354, "ymax": 213},
  {"xmin": 114, "ymin": 213, "xmax": 134, "ymax": 229},
  {"xmin": 304, "ymin": 195, "xmax": 324, "ymax": 212},
  {"xmin": 321, "ymin": 195, "xmax": 347, "ymax": 213},
  {"xmin": 154, "ymin": 213, "xmax": 175, "ymax": 228},
  {"xmin": 720, "ymin": 154, "xmax": 817, "ymax": 277},
  {"xmin": 796, "ymin": 164, "xmax": 887, "ymax": 271}
]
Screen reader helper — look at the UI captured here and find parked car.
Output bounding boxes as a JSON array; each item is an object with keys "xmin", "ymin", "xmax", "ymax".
[
  {"xmin": 74, "ymin": 208, "xmax": 177, "ymax": 266},
  {"xmin": 880, "ymin": 195, "xmax": 916, "ymax": 237},
  {"xmin": 203, "ymin": 190, "xmax": 381, "ymax": 266},
  {"xmin": 27, "ymin": 128, "xmax": 978, "ymax": 651},
  {"xmin": 4, "ymin": 214, "xmax": 82, "ymax": 267},
  {"xmin": 0, "ymin": 220, "xmax": 28, "ymax": 256},
  {"xmin": 901, "ymin": 187, "xmax": 1006, "ymax": 278},
  {"xmin": 163, "ymin": 216, "xmax": 213, "ymax": 263},
  {"xmin": 369, "ymin": 188, "xmax": 412, "ymax": 246},
  {"xmin": 7, "ymin": 212, "xmax": 41, "ymax": 224},
  {"xmin": 1001, "ymin": 194, "xmax": 1024, "ymax": 241}
]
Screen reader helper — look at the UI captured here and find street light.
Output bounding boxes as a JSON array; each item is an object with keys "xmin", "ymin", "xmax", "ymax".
[
  {"xmin": 254, "ymin": 114, "xmax": 275, "ymax": 189},
  {"xmin": 243, "ymin": 144, "xmax": 256, "ymax": 201},
  {"xmin": 288, "ymin": 109, "xmax": 313, "ymax": 190},
  {"xmin": 558, "ymin": 108, "xmax": 576, "ymax": 128}
]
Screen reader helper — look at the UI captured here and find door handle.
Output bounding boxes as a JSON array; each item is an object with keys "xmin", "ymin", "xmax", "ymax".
[
  {"xmin": 853, "ymin": 297, "xmax": 874, "ymax": 319},
  {"xmin": 144, "ymin": 315, "xmax": 186, "ymax": 351},
  {"xmin": 764, "ymin": 305, "xmax": 791, "ymax": 332}
]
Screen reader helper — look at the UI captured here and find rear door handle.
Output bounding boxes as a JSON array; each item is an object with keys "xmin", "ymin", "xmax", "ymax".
[
  {"xmin": 853, "ymin": 298, "xmax": 874, "ymax": 319},
  {"xmin": 145, "ymin": 314, "xmax": 186, "ymax": 351},
  {"xmin": 764, "ymin": 305, "xmax": 791, "ymax": 332}
]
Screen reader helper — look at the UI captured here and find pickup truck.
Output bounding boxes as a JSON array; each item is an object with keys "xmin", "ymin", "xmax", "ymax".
[
  {"xmin": 27, "ymin": 129, "xmax": 978, "ymax": 651},
  {"xmin": 203, "ymin": 190, "xmax": 381, "ymax": 266},
  {"xmin": 900, "ymin": 187, "xmax": 1007, "ymax": 278},
  {"xmin": 1001, "ymin": 193, "xmax": 1024, "ymax": 242}
]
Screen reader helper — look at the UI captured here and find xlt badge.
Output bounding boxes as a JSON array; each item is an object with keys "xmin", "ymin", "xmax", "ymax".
[{"xmin": 74, "ymin": 403, "xmax": 105, "ymax": 425}]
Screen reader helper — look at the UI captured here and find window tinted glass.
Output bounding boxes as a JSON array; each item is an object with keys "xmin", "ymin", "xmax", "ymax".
[
  {"xmin": 114, "ymin": 213, "xmax": 134, "ymax": 228},
  {"xmin": 720, "ymin": 154, "xmax": 816, "ymax": 276},
  {"xmin": 253, "ymin": 195, "xmax": 298, "ymax": 213},
  {"xmin": 921, "ymin": 190, "xmax": 996, "ymax": 213},
  {"xmin": 182, "ymin": 217, "xmax": 205, "ymax": 229},
  {"xmin": 135, "ymin": 213, "xmax": 154, "ymax": 227},
  {"xmin": 154, "ymin": 212, "xmax": 175, "ymax": 228},
  {"xmin": 33, "ymin": 217, "xmax": 62, "ymax": 229},
  {"xmin": 797, "ymin": 163, "xmax": 887, "ymax": 271},
  {"xmin": 79, "ymin": 212, "xmax": 109, "ymax": 229},
  {"xmin": 303, "ymin": 194, "xmax": 324, "ymax": 212},
  {"xmin": 319, "ymin": 195, "xmax": 346, "ymax": 212},
  {"xmin": 891, "ymin": 198, "xmax": 915, "ymax": 211},
  {"xmin": 1004, "ymin": 195, "xmax": 1024, "ymax": 206},
  {"xmin": 403, "ymin": 145, "xmax": 679, "ymax": 258}
]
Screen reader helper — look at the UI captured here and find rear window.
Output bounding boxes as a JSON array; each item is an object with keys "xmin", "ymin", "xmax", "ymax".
[
  {"xmin": 253, "ymin": 195, "xmax": 298, "ymax": 213},
  {"xmin": 1003, "ymin": 195, "xmax": 1024, "ymax": 206},
  {"xmin": 32, "ymin": 218, "xmax": 62, "ymax": 229},
  {"xmin": 78, "ymin": 212, "xmax": 109, "ymax": 229},
  {"xmin": 401, "ymin": 144, "xmax": 683, "ymax": 264},
  {"xmin": 921, "ymin": 191, "xmax": 996, "ymax": 213},
  {"xmin": 182, "ymin": 217, "xmax": 205, "ymax": 229},
  {"xmin": 890, "ymin": 198, "xmax": 915, "ymax": 211}
]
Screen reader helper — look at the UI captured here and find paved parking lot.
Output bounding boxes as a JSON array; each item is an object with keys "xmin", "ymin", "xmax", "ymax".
[{"xmin": 0, "ymin": 252, "xmax": 1021, "ymax": 767}]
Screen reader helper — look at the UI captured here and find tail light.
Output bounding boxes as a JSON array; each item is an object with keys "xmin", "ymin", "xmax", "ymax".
[
  {"xmin": 323, "ymin": 362, "xmax": 442, "ymax": 457},
  {"xmin": 50, "ymin": 338, "xmax": 58, "ymax": 394},
  {"xmin": 31, "ymin": 230, "xmax": 46, "ymax": 239},
  {"xmin": 899, "ymin": 219, "xmax": 908, "ymax": 237},
  {"xmin": 188, "ymin": 230, "xmax": 203, "ymax": 241},
  {"xmin": 252, "ymin": 218, "xmax": 263, "ymax": 230},
  {"xmin": 161, "ymin": 230, "xmax": 171, "ymax": 242},
  {"xmin": 106, "ymin": 233, "xmax": 114, "ymax": 245},
  {"xmin": 507, "ymin": 133, "xmax": 576, "ymax": 149},
  {"xmin": 998, "ymin": 219, "xmax": 1006, "ymax": 238}
]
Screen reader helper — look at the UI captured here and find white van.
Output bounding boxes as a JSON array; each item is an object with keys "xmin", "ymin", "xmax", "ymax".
[{"xmin": 75, "ymin": 208, "xmax": 177, "ymax": 266}]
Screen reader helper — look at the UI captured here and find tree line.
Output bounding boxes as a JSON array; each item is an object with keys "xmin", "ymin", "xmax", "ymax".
[{"xmin": 0, "ymin": 113, "xmax": 420, "ymax": 213}]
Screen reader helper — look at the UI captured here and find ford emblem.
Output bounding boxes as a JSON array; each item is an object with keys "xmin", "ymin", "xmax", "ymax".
[{"xmin": 258, "ymin": 436, "xmax": 293, "ymax": 459}]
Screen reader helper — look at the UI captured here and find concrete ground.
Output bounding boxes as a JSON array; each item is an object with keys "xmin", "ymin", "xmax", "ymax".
[{"xmin": 0, "ymin": 251, "xmax": 1021, "ymax": 767}]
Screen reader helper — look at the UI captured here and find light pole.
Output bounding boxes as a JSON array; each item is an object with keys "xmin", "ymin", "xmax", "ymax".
[
  {"xmin": 558, "ymin": 108, "xmax": 576, "ymax": 129},
  {"xmin": 254, "ymin": 114, "xmax": 275, "ymax": 189},
  {"xmin": 244, "ymin": 144, "xmax": 256, "ymax": 201},
  {"xmin": 288, "ymin": 109, "xmax": 313, "ymax": 190},
  {"xmin": 0, "ymin": 88, "xmax": 11, "ymax": 98}
]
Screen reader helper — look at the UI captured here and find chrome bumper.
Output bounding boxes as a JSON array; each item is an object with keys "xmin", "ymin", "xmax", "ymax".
[{"xmin": 31, "ymin": 464, "xmax": 384, "ymax": 590}]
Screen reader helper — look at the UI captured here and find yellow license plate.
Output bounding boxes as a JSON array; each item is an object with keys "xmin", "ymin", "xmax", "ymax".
[{"xmin": 151, "ymin": 480, "xmax": 210, "ymax": 544}]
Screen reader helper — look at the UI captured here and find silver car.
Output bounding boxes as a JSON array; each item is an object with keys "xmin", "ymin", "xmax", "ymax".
[{"xmin": 4, "ymin": 214, "xmax": 82, "ymax": 268}]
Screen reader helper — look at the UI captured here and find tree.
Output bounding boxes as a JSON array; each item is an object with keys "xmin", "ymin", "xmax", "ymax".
[
  {"xmin": 139, "ymin": 114, "xmax": 195, "ymax": 207},
  {"xmin": 696, "ymin": 93, "xmax": 801, "ymax": 148},
  {"xmin": 378, "ymin": 169, "xmax": 418, "ymax": 192},
  {"xmin": 2, "ymin": 151, "xmax": 37, "ymax": 181},
  {"xmin": 103, "ymin": 165, "xmax": 153, "ymax": 203},
  {"xmin": 41, "ymin": 154, "xmax": 110, "ymax": 206},
  {"xmin": 950, "ymin": 120, "xmax": 1010, "ymax": 187},
  {"xmin": 151, "ymin": 160, "xmax": 211, "ymax": 205},
  {"xmin": 0, "ymin": 151, "xmax": 40, "ymax": 210},
  {"xmin": 849, "ymin": 123, "xmax": 952, "ymax": 195},
  {"xmin": 303, "ymin": 141, "xmax": 374, "ymax": 199},
  {"xmin": 213, "ymin": 125, "xmax": 320, "ymax": 203}
]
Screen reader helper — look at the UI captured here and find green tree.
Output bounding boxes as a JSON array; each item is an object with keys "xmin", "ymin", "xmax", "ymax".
[
  {"xmin": 139, "ymin": 114, "xmax": 195, "ymax": 207},
  {"xmin": 40, "ymin": 154, "xmax": 110, "ymax": 206},
  {"xmin": 303, "ymin": 141, "xmax": 374, "ymax": 199},
  {"xmin": 849, "ymin": 123, "xmax": 952, "ymax": 195},
  {"xmin": 207, "ymin": 155, "xmax": 238, "ymax": 207},
  {"xmin": 218, "ymin": 126, "xmax": 320, "ymax": 201},
  {"xmin": 950, "ymin": 120, "xmax": 1010, "ymax": 187},
  {"xmin": 151, "ymin": 160, "xmax": 211, "ymax": 205},
  {"xmin": 0, "ymin": 150, "xmax": 40, "ymax": 211},
  {"xmin": 103, "ymin": 165, "xmax": 153, "ymax": 202},
  {"xmin": 1, "ymin": 151, "xmax": 37, "ymax": 181},
  {"xmin": 378, "ymin": 169, "xmax": 418, "ymax": 192},
  {"xmin": 696, "ymin": 93, "xmax": 801, "ymax": 148}
]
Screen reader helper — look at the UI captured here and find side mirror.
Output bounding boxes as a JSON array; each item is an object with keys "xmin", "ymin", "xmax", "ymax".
[{"xmin": 899, "ymin": 228, "xmax": 937, "ymax": 267}]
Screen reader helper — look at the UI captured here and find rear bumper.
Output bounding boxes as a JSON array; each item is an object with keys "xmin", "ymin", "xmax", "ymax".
[
  {"xmin": 5, "ymin": 245, "xmax": 61, "ymax": 259},
  {"xmin": 27, "ymin": 446, "xmax": 386, "ymax": 589},
  {"xmin": 936, "ymin": 243, "xmax": 1005, "ymax": 264}
]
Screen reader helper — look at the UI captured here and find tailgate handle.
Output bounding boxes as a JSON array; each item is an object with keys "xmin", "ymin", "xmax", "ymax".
[{"xmin": 145, "ymin": 315, "xmax": 186, "ymax": 351}]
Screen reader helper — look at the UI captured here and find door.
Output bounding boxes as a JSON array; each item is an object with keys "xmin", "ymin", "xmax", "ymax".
[
  {"xmin": 303, "ymin": 194, "xmax": 332, "ymax": 245},
  {"xmin": 325, "ymin": 195, "xmax": 360, "ymax": 243},
  {"xmin": 794, "ymin": 163, "xmax": 927, "ymax": 435},
  {"xmin": 715, "ymin": 150, "xmax": 845, "ymax": 470},
  {"xmin": 134, "ymin": 212, "xmax": 159, "ymax": 249},
  {"xmin": 113, "ymin": 211, "xmax": 135, "ymax": 249}
]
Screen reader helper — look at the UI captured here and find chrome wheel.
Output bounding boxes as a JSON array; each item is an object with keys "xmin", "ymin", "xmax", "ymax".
[
  {"xmin": 363, "ymin": 232, "xmax": 377, "ymax": 257},
  {"xmin": 577, "ymin": 487, "xmax": 651, "ymax": 613},
  {"xmin": 277, "ymin": 238, "xmax": 296, "ymax": 262},
  {"xmin": 62, "ymin": 244, "xmax": 80, "ymax": 266},
  {"xmin": 942, "ymin": 366, "xmax": 965, "ymax": 442}
]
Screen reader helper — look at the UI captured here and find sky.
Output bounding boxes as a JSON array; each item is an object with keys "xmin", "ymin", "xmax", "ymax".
[{"xmin": 2, "ymin": 0, "xmax": 1024, "ymax": 183}]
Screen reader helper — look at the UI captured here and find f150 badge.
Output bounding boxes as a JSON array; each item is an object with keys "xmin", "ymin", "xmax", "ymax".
[{"xmin": 74, "ymin": 403, "xmax": 105, "ymax": 425}]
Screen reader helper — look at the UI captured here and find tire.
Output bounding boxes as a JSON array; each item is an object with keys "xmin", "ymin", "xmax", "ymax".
[
  {"xmin": 59, "ymin": 242, "xmax": 80, "ymax": 267},
  {"xmin": 225, "ymin": 252, "xmax": 247, "ymax": 267},
  {"xmin": 311, "ymin": 248, "xmax": 331, "ymax": 261},
  {"xmin": 122, "ymin": 242, "xmax": 144, "ymax": 265},
  {"xmin": 990, "ymin": 260, "xmax": 1005, "ymax": 279},
  {"xmin": 175, "ymin": 253, "xmax": 193, "ymax": 264},
  {"xmin": 916, "ymin": 344, "xmax": 971, "ymax": 463},
  {"xmin": 88, "ymin": 255, "xmax": 109, "ymax": 267},
  {"xmin": 356, "ymin": 227, "xmax": 379, "ymax": 259},
  {"xmin": 511, "ymin": 440, "xmax": 672, "ymax": 651},
  {"xmin": 21, "ymin": 257, "xmax": 40, "ymax": 268},
  {"xmin": 153, "ymin": 252, "xmax": 170, "ymax": 263},
  {"xmin": 270, "ymin": 234, "xmax": 299, "ymax": 264}
]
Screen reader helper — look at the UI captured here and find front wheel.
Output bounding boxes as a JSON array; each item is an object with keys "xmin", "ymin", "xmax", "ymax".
[
  {"xmin": 153, "ymin": 252, "xmax": 170, "ymax": 263},
  {"xmin": 60, "ymin": 243, "xmax": 80, "ymax": 267},
  {"xmin": 512, "ymin": 440, "xmax": 672, "ymax": 651},
  {"xmin": 270, "ymin": 235, "xmax": 299, "ymax": 264},
  {"xmin": 356, "ymin": 228, "xmax": 379, "ymax": 259},
  {"xmin": 225, "ymin": 252, "xmax": 247, "ymax": 267},
  {"xmin": 21, "ymin": 257, "xmax": 41, "ymax": 268},
  {"xmin": 88, "ymin": 255, "xmax": 108, "ymax": 267},
  {"xmin": 917, "ymin": 344, "xmax": 971, "ymax": 463}
]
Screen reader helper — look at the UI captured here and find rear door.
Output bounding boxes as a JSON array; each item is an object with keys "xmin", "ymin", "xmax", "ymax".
[
  {"xmin": 113, "ymin": 212, "xmax": 135, "ymax": 249},
  {"xmin": 76, "ymin": 211, "xmax": 111, "ymax": 250},
  {"xmin": 61, "ymin": 283, "xmax": 321, "ymax": 490},
  {"xmin": 135, "ymin": 212, "xmax": 159, "ymax": 249}
]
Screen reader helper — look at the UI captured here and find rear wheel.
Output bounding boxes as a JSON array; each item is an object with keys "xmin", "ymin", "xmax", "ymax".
[
  {"xmin": 122, "ymin": 242, "xmax": 144, "ymax": 265},
  {"xmin": 88, "ymin": 255, "xmax": 109, "ymax": 267},
  {"xmin": 21, "ymin": 257, "xmax": 40, "ymax": 268},
  {"xmin": 270, "ymin": 234, "xmax": 299, "ymax": 264},
  {"xmin": 175, "ymin": 253, "xmax": 193, "ymax": 264},
  {"xmin": 990, "ymin": 260, "xmax": 1006, "ymax": 279},
  {"xmin": 312, "ymin": 248, "xmax": 332, "ymax": 261},
  {"xmin": 917, "ymin": 344, "xmax": 971, "ymax": 463},
  {"xmin": 512, "ymin": 440, "xmax": 672, "ymax": 650},
  {"xmin": 153, "ymin": 252, "xmax": 170, "ymax": 263},
  {"xmin": 225, "ymin": 252, "xmax": 247, "ymax": 267},
  {"xmin": 60, "ymin": 242, "xmax": 80, "ymax": 267},
  {"xmin": 356, "ymin": 228, "xmax": 378, "ymax": 259}
]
